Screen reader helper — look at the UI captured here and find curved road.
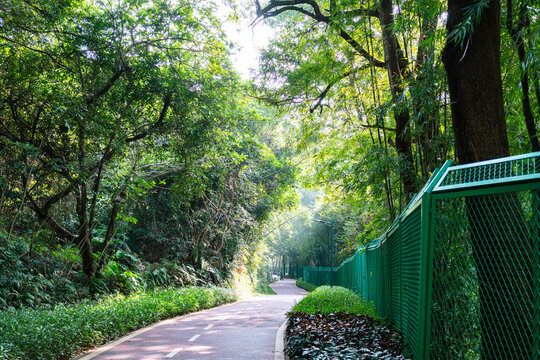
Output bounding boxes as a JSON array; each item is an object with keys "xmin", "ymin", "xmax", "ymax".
[{"xmin": 76, "ymin": 279, "xmax": 306, "ymax": 360}]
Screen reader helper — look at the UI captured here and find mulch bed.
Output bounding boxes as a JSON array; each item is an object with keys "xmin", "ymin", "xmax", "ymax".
[{"xmin": 285, "ymin": 312, "xmax": 409, "ymax": 359}]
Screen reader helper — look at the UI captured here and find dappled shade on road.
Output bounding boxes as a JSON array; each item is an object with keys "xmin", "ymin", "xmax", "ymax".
[{"xmin": 77, "ymin": 279, "xmax": 306, "ymax": 360}]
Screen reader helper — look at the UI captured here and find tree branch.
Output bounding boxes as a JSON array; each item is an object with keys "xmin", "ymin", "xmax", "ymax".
[
  {"xmin": 337, "ymin": 28, "xmax": 386, "ymax": 67},
  {"xmin": 341, "ymin": 8, "xmax": 379, "ymax": 19},
  {"xmin": 126, "ymin": 93, "xmax": 172, "ymax": 143},
  {"xmin": 254, "ymin": 1, "xmax": 385, "ymax": 68},
  {"xmin": 96, "ymin": 188, "xmax": 126, "ymax": 274},
  {"xmin": 309, "ymin": 66, "xmax": 369, "ymax": 113},
  {"xmin": 27, "ymin": 194, "xmax": 75, "ymax": 243},
  {"xmin": 86, "ymin": 67, "xmax": 128, "ymax": 105},
  {"xmin": 42, "ymin": 183, "xmax": 77, "ymax": 213},
  {"xmin": 258, "ymin": 0, "xmax": 329, "ymax": 21},
  {"xmin": 359, "ymin": 123, "xmax": 395, "ymax": 132}
]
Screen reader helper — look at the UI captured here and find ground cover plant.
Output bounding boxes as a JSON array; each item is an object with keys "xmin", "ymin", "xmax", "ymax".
[
  {"xmin": 286, "ymin": 286, "xmax": 407, "ymax": 359},
  {"xmin": 256, "ymin": 282, "xmax": 277, "ymax": 295},
  {"xmin": 0, "ymin": 286, "xmax": 237, "ymax": 360}
]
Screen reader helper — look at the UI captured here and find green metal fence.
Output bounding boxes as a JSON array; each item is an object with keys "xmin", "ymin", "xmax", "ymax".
[{"xmin": 301, "ymin": 152, "xmax": 540, "ymax": 359}]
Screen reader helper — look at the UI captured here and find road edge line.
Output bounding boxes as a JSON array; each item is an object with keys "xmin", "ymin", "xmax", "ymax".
[
  {"xmin": 74, "ymin": 300, "xmax": 240, "ymax": 360},
  {"xmin": 275, "ymin": 320, "xmax": 287, "ymax": 360}
]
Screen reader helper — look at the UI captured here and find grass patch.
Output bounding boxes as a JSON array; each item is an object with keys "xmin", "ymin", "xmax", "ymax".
[
  {"xmin": 255, "ymin": 282, "xmax": 277, "ymax": 295},
  {"xmin": 291, "ymin": 285, "xmax": 377, "ymax": 317},
  {"xmin": 0, "ymin": 286, "xmax": 237, "ymax": 360},
  {"xmin": 295, "ymin": 279, "xmax": 317, "ymax": 292}
]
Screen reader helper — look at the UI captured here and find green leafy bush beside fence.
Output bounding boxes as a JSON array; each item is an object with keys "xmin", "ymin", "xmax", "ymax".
[{"xmin": 0, "ymin": 286, "xmax": 237, "ymax": 360}]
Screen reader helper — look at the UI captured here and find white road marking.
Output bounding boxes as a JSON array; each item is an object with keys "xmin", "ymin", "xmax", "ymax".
[
  {"xmin": 188, "ymin": 334, "xmax": 200, "ymax": 342},
  {"xmin": 76, "ymin": 301, "xmax": 238, "ymax": 360},
  {"xmin": 204, "ymin": 324, "xmax": 214, "ymax": 330},
  {"xmin": 165, "ymin": 348, "xmax": 183, "ymax": 357}
]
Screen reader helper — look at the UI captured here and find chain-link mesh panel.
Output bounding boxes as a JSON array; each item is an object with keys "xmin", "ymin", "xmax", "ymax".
[
  {"xmin": 401, "ymin": 206, "xmax": 422, "ymax": 358},
  {"xmin": 380, "ymin": 239, "xmax": 392, "ymax": 319},
  {"xmin": 303, "ymin": 267, "xmax": 333, "ymax": 286},
  {"xmin": 388, "ymin": 226, "xmax": 402, "ymax": 327},
  {"xmin": 335, "ymin": 261, "xmax": 345, "ymax": 287},
  {"xmin": 431, "ymin": 197, "xmax": 480, "ymax": 358},
  {"xmin": 376, "ymin": 243, "xmax": 384, "ymax": 316},
  {"xmin": 289, "ymin": 265, "xmax": 303, "ymax": 278},
  {"xmin": 431, "ymin": 190, "xmax": 540, "ymax": 359},
  {"xmin": 367, "ymin": 248, "xmax": 378, "ymax": 304},
  {"xmin": 359, "ymin": 253, "xmax": 368, "ymax": 298}
]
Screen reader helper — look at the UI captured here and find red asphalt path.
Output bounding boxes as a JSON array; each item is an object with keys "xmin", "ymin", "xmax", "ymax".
[{"xmin": 76, "ymin": 279, "xmax": 306, "ymax": 360}]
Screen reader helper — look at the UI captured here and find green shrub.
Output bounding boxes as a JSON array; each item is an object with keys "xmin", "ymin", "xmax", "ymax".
[
  {"xmin": 0, "ymin": 232, "xmax": 82, "ymax": 310},
  {"xmin": 295, "ymin": 279, "xmax": 317, "ymax": 292},
  {"xmin": 291, "ymin": 286, "xmax": 377, "ymax": 317},
  {"xmin": 0, "ymin": 286, "xmax": 237, "ymax": 360}
]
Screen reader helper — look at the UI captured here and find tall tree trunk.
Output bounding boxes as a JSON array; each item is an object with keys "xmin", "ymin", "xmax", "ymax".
[
  {"xmin": 506, "ymin": 0, "xmax": 539, "ymax": 151},
  {"xmin": 77, "ymin": 184, "xmax": 94, "ymax": 278},
  {"xmin": 379, "ymin": 0, "xmax": 417, "ymax": 200},
  {"xmin": 442, "ymin": 0, "xmax": 533, "ymax": 358},
  {"xmin": 414, "ymin": 12, "xmax": 440, "ymax": 179},
  {"xmin": 77, "ymin": 121, "xmax": 94, "ymax": 278},
  {"xmin": 96, "ymin": 189, "xmax": 126, "ymax": 274}
]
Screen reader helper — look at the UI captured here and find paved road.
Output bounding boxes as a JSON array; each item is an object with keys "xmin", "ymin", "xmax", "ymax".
[{"xmin": 77, "ymin": 279, "xmax": 306, "ymax": 360}]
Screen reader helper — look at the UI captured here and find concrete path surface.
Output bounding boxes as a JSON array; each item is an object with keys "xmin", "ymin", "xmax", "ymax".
[{"xmin": 76, "ymin": 279, "xmax": 306, "ymax": 360}]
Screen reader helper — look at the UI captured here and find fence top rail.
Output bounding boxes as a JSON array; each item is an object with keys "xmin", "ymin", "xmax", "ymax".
[
  {"xmin": 433, "ymin": 152, "xmax": 540, "ymax": 193},
  {"xmin": 303, "ymin": 266, "xmax": 333, "ymax": 271}
]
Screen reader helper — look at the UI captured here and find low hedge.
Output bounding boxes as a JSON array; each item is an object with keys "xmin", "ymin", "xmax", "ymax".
[
  {"xmin": 295, "ymin": 279, "xmax": 317, "ymax": 292},
  {"xmin": 0, "ymin": 286, "xmax": 237, "ymax": 360},
  {"xmin": 291, "ymin": 285, "xmax": 377, "ymax": 317}
]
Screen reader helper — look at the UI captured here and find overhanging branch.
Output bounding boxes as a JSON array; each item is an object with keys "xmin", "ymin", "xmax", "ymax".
[{"xmin": 253, "ymin": 1, "xmax": 385, "ymax": 68}]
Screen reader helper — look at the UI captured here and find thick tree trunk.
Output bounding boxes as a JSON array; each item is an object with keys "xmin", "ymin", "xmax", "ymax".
[
  {"xmin": 443, "ymin": 0, "xmax": 508, "ymax": 163},
  {"xmin": 442, "ymin": 0, "xmax": 533, "ymax": 358}
]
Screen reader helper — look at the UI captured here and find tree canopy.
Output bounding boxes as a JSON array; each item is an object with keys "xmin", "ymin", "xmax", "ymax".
[
  {"xmin": 0, "ymin": 0, "xmax": 538, "ymax": 312},
  {"xmin": 0, "ymin": 0, "xmax": 298, "ymax": 306}
]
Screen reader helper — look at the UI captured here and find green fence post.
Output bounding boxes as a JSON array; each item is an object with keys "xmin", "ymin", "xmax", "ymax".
[
  {"xmin": 417, "ymin": 162, "xmax": 452, "ymax": 360},
  {"xmin": 330, "ymin": 219, "xmax": 334, "ymax": 286},
  {"xmin": 533, "ymin": 189, "xmax": 540, "ymax": 360}
]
